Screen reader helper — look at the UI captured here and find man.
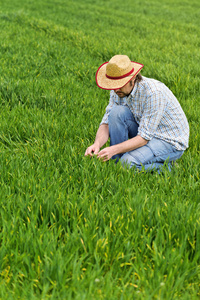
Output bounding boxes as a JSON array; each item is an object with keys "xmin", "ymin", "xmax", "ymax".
[{"xmin": 85, "ymin": 55, "xmax": 189, "ymax": 172}]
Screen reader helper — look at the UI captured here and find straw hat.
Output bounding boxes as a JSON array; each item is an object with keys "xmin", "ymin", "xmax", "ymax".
[{"xmin": 96, "ymin": 55, "xmax": 144, "ymax": 90}]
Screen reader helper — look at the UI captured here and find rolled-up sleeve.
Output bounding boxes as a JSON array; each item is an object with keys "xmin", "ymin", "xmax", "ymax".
[{"xmin": 138, "ymin": 92, "xmax": 166, "ymax": 140}]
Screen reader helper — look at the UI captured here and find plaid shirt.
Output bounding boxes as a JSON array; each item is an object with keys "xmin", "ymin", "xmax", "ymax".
[{"xmin": 100, "ymin": 76, "xmax": 189, "ymax": 150}]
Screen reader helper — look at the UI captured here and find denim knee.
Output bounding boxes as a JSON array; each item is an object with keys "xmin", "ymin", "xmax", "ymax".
[
  {"xmin": 120, "ymin": 152, "xmax": 140, "ymax": 168},
  {"xmin": 108, "ymin": 106, "xmax": 131, "ymax": 124}
]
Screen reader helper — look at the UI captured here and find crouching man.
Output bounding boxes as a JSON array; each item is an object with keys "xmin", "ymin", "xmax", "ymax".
[{"xmin": 85, "ymin": 55, "xmax": 189, "ymax": 172}]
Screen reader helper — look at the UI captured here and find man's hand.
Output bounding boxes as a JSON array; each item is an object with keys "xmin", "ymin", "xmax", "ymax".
[
  {"xmin": 84, "ymin": 143, "xmax": 100, "ymax": 157},
  {"xmin": 97, "ymin": 146, "xmax": 116, "ymax": 161},
  {"xmin": 84, "ymin": 124, "xmax": 109, "ymax": 158}
]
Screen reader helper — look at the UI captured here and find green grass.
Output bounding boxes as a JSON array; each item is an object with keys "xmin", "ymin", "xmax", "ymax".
[{"xmin": 0, "ymin": 0, "xmax": 200, "ymax": 299}]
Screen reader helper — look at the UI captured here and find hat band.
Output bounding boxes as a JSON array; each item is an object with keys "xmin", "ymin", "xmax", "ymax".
[{"xmin": 106, "ymin": 67, "xmax": 135, "ymax": 80}]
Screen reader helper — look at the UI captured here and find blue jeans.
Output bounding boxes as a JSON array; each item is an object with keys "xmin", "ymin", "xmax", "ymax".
[{"xmin": 108, "ymin": 106, "xmax": 184, "ymax": 172}]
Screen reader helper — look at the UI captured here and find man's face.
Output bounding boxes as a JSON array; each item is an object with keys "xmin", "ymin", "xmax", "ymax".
[{"xmin": 114, "ymin": 80, "xmax": 134, "ymax": 98}]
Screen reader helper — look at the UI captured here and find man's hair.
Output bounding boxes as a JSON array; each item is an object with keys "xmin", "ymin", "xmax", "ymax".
[
  {"xmin": 134, "ymin": 73, "xmax": 143, "ymax": 83},
  {"xmin": 130, "ymin": 73, "xmax": 142, "ymax": 87}
]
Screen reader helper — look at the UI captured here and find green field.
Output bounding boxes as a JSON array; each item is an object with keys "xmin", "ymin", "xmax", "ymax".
[{"xmin": 0, "ymin": 0, "xmax": 200, "ymax": 299}]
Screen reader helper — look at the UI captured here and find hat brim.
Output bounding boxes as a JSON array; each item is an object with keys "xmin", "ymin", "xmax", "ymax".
[{"xmin": 96, "ymin": 61, "xmax": 144, "ymax": 90}]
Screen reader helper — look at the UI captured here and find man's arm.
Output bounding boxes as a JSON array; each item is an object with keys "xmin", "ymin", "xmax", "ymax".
[
  {"xmin": 97, "ymin": 135, "xmax": 148, "ymax": 161},
  {"xmin": 85, "ymin": 124, "xmax": 109, "ymax": 156}
]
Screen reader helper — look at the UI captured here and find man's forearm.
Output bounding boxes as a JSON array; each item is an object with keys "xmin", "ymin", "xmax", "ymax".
[
  {"xmin": 97, "ymin": 135, "xmax": 148, "ymax": 161},
  {"xmin": 113, "ymin": 135, "xmax": 148, "ymax": 154},
  {"xmin": 94, "ymin": 124, "xmax": 109, "ymax": 148}
]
